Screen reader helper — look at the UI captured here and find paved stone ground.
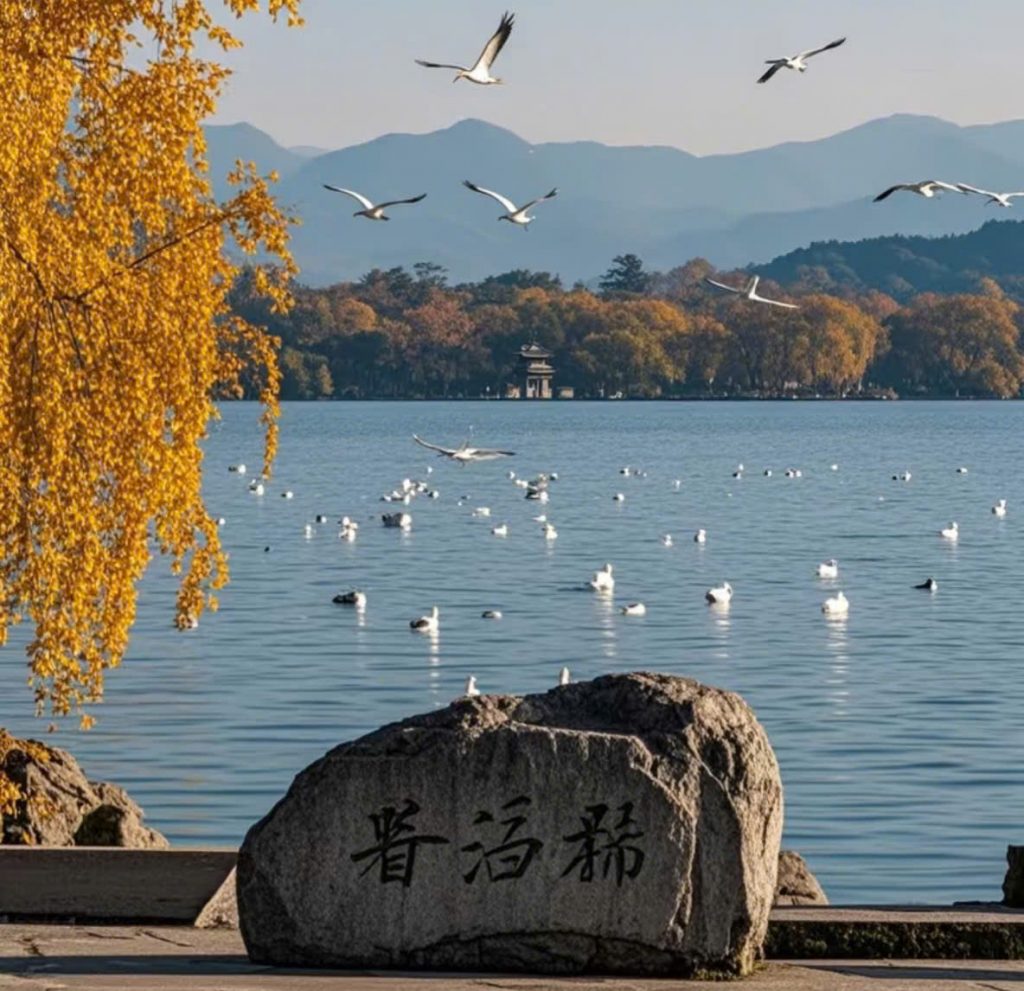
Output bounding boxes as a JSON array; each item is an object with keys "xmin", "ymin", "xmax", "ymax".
[{"xmin": 3, "ymin": 926, "xmax": 1024, "ymax": 990}]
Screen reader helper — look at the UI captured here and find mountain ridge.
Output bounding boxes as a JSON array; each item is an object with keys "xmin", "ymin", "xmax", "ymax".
[{"xmin": 202, "ymin": 113, "xmax": 1024, "ymax": 283}]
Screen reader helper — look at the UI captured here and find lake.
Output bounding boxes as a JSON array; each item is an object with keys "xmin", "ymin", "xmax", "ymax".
[{"xmin": 2, "ymin": 400, "xmax": 1022, "ymax": 904}]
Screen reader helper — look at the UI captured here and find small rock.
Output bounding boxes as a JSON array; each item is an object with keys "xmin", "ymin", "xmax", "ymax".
[
  {"xmin": 195, "ymin": 867, "xmax": 239, "ymax": 929},
  {"xmin": 1003, "ymin": 845, "xmax": 1024, "ymax": 907},
  {"xmin": 774, "ymin": 850, "xmax": 828, "ymax": 906}
]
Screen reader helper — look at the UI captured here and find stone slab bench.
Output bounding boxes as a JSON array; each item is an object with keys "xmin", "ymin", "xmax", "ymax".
[
  {"xmin": 768, "ymin": 904, "xmax": 1024, "ymax": 959},
  {"xmin": 0, "ymin": 848, "xmax": 235, "ymax": 923}
]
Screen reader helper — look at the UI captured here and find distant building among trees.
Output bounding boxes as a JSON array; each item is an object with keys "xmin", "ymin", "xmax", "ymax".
[{"xmin": 507, "ymin": 343, "xmax": 555, "ymax": 399}]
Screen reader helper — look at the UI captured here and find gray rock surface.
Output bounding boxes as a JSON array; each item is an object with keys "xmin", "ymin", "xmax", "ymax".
[
  {"xmin": 775, "ymin": 851, "xmax": 828, "ymax": 906},
  {"xmin": 239, "ymin": 673, "xmax": 783, "ymax": 977},
  {"xmin": 1, "ymin": 738, "xmax": 168, "ymax": 849}
]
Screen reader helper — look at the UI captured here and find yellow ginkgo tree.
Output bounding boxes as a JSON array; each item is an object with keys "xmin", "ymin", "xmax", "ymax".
[{"xmin": 0, "ymin": 0, "xmax": 302, "ymax": 807}]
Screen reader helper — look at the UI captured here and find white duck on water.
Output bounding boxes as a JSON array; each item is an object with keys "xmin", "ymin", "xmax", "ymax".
[
  {"xmin": 940, "ymin": 521, "xmax": 959, "ymax": 541},
  {"xmin": 817, "ymin": 559, "xmax": 839, "ymax": 579},
  {"xmin": 705, "ymin": 582, "xmax": 732, "ymax": 605},
  {"xmin": 822, "ymin": 591, "xmax": 850, "ymax": 616},
  {"xmin": 410, "ymin": 606, "xmax": 439, "ymax": 634},
  {"xmin": 588, "ymin": 563, "xmax": 615, "ymax": 592}
]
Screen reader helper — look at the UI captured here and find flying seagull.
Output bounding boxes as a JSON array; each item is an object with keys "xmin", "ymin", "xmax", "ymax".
[
  {"xmin": 413, "ymin": 435, "xmax": 515, "ymax": 464},
  {"xmin": 873, "ymin": 181, "xmax": 963, "ymax": 202},
  {"xmin": 323, "ymin": 185, "xmax": 426, "ymax": 221},
  {"xmin": 416, "ymin": 11, "xmax": 514, "ymax": 85},
  {"xmin": 957, "ymin": 183, "xmax": 1024, "ymax": 208},
  {"xmin": 463, "ymin": 180, "xmax": 557, "ymax": 229},
  {"xmin": 705, "ymin": 275, "xmax": 799, "ymax": 310},
  {"xmin": 758, "ymin": 37, "xmax": 846, "ymax": 84}
]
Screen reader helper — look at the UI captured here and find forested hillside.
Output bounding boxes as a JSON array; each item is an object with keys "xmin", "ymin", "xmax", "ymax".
[
  {"xmin": 230, "ymin": 249, "xmax": 1024, "ymax": 401},
  {"xmin": 758, "ymin": 220, "xmax": 1024, "ymax": 300}
]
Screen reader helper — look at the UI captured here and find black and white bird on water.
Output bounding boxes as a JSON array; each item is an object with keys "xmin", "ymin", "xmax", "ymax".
[
  {"xmin": 915, "ymin": 578, "xmax": 938, "ymax": 592},
  {"xmin": 463, "ymin": 180, "xmax": 558, "ymax": 230},
  {"xmin": 413, "ymin": 434, "xmax": 515, "ymax": 464},
  {"xmin": 873, "ymin": 180, "xmax": 963, "ymax": 203},
  {"xmin": 322, "ymin": 185, "xmax": 426, "ymax": 221},
  {"xmin": 757, "ymin": 37, "xmax": 846, "ymax": 84},
  {"xmin": 416, "ymin": 11, "xmax": 514, "ymax": 85},
  {"xmin": 705, "ymin": 275, "xmax": 799, "ymax": 310}
]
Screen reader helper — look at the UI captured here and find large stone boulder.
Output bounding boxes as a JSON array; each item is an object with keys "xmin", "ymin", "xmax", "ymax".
[
  {"xmin": 0, "ymin": 736, "xmax": 168, "ymax": 849},
  {"xmin": 774, "ymin": 850, "xmax": 828, "ymax": 906},
  {"xmin": 239, "ymin": 673, "xmax": 783, "ymax": 977}
]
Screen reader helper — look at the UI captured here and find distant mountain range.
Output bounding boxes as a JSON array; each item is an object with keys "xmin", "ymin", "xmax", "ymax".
[{"xmin": 203, "ymin": 115, "xmax": 1024, "ymax": 284}]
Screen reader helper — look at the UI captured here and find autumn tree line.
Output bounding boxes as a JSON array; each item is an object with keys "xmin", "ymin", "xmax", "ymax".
[{"xmin": 229, "ymin": 255, "xmax": 1024, "ymax": 401}]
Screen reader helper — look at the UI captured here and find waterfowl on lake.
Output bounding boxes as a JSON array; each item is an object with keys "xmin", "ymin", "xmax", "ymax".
[
  {"xmin": 817, "ymin": 559, "xmax": 839, "ymax": 579},
  {"xmin": 589, "ymin": 563, "xmax": 615, "ymax": 591},
  {"xmin": 705, "ymin": 582, "xmax": 732, "ymax": 605},
  {"xmin": 410, "ymin": 606, "xmax": 439, "ymax": 633}
]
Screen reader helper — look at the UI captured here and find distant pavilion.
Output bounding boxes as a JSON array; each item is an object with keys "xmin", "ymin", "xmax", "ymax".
[{"xmin": 509, "ymin": 343, "xmax": 555, "ymax": 400}]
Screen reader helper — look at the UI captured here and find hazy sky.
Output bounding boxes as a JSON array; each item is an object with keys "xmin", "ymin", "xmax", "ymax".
[{"xmin": 210, "ymin": 0, "xmax": 1024, "ymax": 154}]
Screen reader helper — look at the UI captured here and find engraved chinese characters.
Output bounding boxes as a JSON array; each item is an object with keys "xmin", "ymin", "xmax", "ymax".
[
  {"xmin": 239, "ymin": 673, "xmax": 783, "ymax": 977},
  {"xmin": 349, "ymin": 795, "xmax": 647, "ymax": 888},
  {"xmin": 561, "ymin": 802, "xmax": 644, "ymax": 885},
  {"xmin": 461, "ymin": 796, "xmax": 542, "ymax": 884},
  {"xmin": 350, "ymin": 800, "xmax": 450, "ymax": 887}
]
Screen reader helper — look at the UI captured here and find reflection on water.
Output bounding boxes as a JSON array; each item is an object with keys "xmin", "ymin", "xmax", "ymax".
[
  {"xmin": 591, "ymin": 590, "xmax": 617, "ymax": 662},
  {"xmin": 824, "ymin": 615, "xmax": 850, "ymax": 718},
  {"xmin": 2, "ymin": 400, "xmax": 1024, "ymax": 905},
  {"xmin": 708, "ymin": 602, "xmax": 732, "ymax": 662}
]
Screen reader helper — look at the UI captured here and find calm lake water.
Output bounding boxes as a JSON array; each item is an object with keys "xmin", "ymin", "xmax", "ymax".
[{"xmin": 2, "ymin": 400, "xmax": 1023, "ymax": 904}]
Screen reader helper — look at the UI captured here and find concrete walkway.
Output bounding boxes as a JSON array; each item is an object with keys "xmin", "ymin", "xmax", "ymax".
[{"xmin": 3, "ymin": 926, "xmax": 1024, "ymax": 991}]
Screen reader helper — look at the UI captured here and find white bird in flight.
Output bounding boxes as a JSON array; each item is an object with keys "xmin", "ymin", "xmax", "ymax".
[
  {"xmin": 463, "ymin": 180, "xmax": 558, "ymax": 229},
  {"xmin": 323, "ymin": 185, "xmax": 426, "ymax": 221},
  {"xmin": 416, "ymin": 11, "xmax": 514, "ymax": 85},
  {"xmin": 873, "ymin": 181, "xmax": 964, "ymax": 203},
  {"xmin": 413, "ymin": 434, "xmax": 515, "ymax": 463},
  {"xmin": 758, "ymin": 37, "xmax": 846, "ymax": 84},
  {"xmin": 705, "ymin": 275, "xmax": 799, "ymax": 310},
  {"xmin": 957, "ymin": 183, "xmax": 1024, "ymax": 208}
]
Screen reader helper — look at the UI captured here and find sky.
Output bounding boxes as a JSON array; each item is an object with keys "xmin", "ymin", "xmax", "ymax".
[{"xmin": 208, "ymin": 0, "xmax": 1024, "ymax": 155}]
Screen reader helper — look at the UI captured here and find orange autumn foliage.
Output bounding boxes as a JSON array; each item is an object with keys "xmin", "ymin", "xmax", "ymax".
[{"xmin": 0, "ymin": 0, "xmax": 301, "ymax": 765}]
